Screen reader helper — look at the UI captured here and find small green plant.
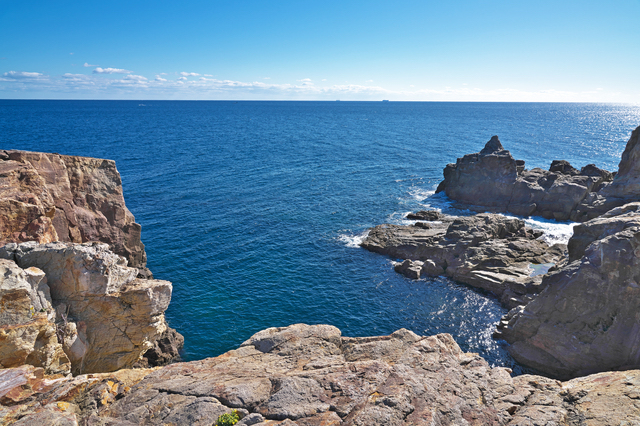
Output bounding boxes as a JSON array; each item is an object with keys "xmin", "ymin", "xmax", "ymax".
[{"xmin": 216, "ymin": 410, "xmax": 240, "ymax": 426}]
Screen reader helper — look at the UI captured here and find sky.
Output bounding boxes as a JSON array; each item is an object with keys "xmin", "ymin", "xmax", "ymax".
[{"xmin": 1, "ymin": 0, "xmax": 639, "ymax": 101}]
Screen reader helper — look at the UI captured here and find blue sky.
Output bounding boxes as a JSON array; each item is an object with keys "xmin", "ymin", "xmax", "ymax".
[{"xmin": 1, "ymin": 0, "xmax": 639, "ymax": 101}]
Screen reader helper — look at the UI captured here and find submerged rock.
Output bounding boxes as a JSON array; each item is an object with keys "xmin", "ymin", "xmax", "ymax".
[
  {"xmin": 1, "ymin": 324, "xmax": 639, "ymax": 425},
  {"xmin": 0, "ymin": 242, "xmax": 182, "ymax": 375},
  {"xmin": 362, "ymin": 212, "xmax": 565, "ymax": 308},
  {"xmin": 496, "ymin": 203, "xmax": 640, "ymax": 379},
  {"xmin": 0, "ymin": 150, "xmax": 150, "ymax": 277}
]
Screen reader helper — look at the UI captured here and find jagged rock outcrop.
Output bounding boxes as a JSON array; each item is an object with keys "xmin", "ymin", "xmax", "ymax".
[
  {"xmin": 0, "ymin": 242, "xmax": 178, "ymax": 375},
  {"xmin": 495, "ymin": 203, "xmax": 640, "ymax": 379},
  {"xmin": 2, "ymin": 324, "xmax": 640, "ymax": 425},
  {"xmin": 436, "ymin": 131, "xmax": 626, "ymax": 221},
  {"xmin": 0, "ymin": 150, "xmax": 149, "ymax": 276},
  {"xmin": 361, "ymin": 212, "xmax": 565, "ymax": 308},
  {"xmin": 0, "ymin": 259, "xmax": 70, "ymax": 375},
  {"xmin": 572, "ymin": 125, "xmax": 640, "ymax": 221}
]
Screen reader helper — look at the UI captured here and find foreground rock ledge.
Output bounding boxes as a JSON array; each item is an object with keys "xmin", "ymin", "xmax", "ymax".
[{"xmin": 1, "ymin": 324, "xmax": 639, "ymax": 425}]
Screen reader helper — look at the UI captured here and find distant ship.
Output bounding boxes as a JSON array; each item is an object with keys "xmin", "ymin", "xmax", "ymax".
[{"xmin": 382, "ymin": 100, "xmax": 389, "ymax": 102}]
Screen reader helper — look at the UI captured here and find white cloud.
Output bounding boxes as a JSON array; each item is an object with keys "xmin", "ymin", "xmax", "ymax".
[
  {"xmin": 179, "ymin": 72, "xmax": 200, "ymax": 77},
  {"xmin": 321, "ymin": 79, "xmax": 327, "ymax": 81},
  {"xmin": 83, "ymin": 62, "xmax": 98, "ymax": 67},
  {"xmin": 124, "ymin": 75, "xmax": 147, "ymax": 81},
  {"xmin": 93, "ymin": 67, "xmax": 131, "ymax": 74},
  {"xmin": 2, "ymin": 71, "xmax": 634, "ymax": 103},
  {"xmin": 297, "ymin": 78, "xmax": 312, "ymax": 82},
  {"xmin": 1, "ymin": 71, "xmax": 47, "ymax": 81},
  {"xmin": 263, "ymin": 77, "xmax": 270, "ymax": 80},
  {"xmin": 366, "ymin": 80, "xmax": 374, "ymax": 83}
]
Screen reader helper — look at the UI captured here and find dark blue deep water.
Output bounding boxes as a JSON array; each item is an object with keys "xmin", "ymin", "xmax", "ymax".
[{"xmin": 2, "ymin": 100, "xmax": 639, "ymax": 374}]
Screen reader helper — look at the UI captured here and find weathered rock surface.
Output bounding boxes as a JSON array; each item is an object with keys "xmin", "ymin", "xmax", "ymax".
[
  {"xmin": 362, "ymin": 212, "xmax": 565, "ymax": 308},
  {"xmin": 2, "ymin": 324, "xmax": 640, "ymax": 425},
  {"xmin": 0, "ymin": 259, "xmax": 70, "ymax": 375},
  {"xmin": 496, "ymin": 203, "xmax": 640, "ymax": 379},
  {"xmin": 0, "ymin": 242, "xmax": 181, "ymax": 375},
  {"xmin": 0, "ymin": 150, "xmax": 149, "ymax": 276},
  {"xmin": 436, "ymin": 131, "xmax": 629, "ymax": 221}
]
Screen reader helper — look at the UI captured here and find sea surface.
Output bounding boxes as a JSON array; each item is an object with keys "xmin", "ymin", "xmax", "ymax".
[{"xmin": 2, "ymin": 100, "xmax": 639, "ymax": 374}]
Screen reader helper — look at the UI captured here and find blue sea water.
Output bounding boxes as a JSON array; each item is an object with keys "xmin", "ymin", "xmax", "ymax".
[{"xmin": 2, "ymin": 100, "xmax": 639, "ymax": 374}]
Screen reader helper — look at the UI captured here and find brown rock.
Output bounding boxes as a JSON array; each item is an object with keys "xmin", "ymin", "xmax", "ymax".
[
  {"xmin": 3, "ymin": 324, "xmax": 640, "ymax": 425},
  {"xmin": 0, "ymin": 242, "xmax": 177, "ymax": 375},
  {"xmin": 0, "ymin": 150, "xmax": 148, "ymax": 274},
  {"xmin": 0, "ymin": 259, "xmax": 70, "ymax": 375}
]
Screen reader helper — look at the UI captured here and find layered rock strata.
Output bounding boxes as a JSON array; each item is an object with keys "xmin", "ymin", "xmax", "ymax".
[
  {"xmin": 435, "ymin": 130, "xmax": 637, "ymax": 221},
  {"xmin": 2, "ymin": 324, "xmax": 640, "ymax": 425},
  {"xmin": 361, "ymin": 212, "xmax": 565, "ymax": 308},
  {"xmin": 0, "ymin": 150, "xmax": 149, "ymax": 276},
  {"xmin": 495, "ymin": 202, "xmax": 640, "ymax": 379},
  {"xmin": 0, "ymin": 241, "xmax": 176, "ymax": 375}
]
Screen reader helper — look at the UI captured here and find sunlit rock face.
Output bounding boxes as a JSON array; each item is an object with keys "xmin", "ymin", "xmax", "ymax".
[
  {"xmin": 0, "ymin": 150, "xmax": 149, "ymax": 277},
  {"xmin": 0, "ymin": 258, "xmax": 70, "ymax": 375},
  {"xmin": 0, "ymin": 242, "xmax": 173, "ymax": 375},
  {"xmin": 2, "ymin": 324, "xmax": 640, "ymax": 425}
]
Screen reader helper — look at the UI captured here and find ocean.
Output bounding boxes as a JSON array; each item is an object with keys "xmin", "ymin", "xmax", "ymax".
[{"xmin": 2, "ymin": 100, "xmax": 639, "ymax": 374}]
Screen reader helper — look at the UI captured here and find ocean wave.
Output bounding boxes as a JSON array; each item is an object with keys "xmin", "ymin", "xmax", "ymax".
[
  {"xmin": 523, "ymin": 217, "xmax": 575, "ymax": 245},
  {"xmin": 338, "ymin": 230, "xmax": 370, "ymax": 248}
]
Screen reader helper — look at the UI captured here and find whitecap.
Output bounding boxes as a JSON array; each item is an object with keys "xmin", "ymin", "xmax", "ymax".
[
  {"xmin": 338, "ymin": 230, "xmax": 370, "ymax": 248},
  {"xmin": 523, "ymin": 217, "xmax": 575, "ymax": 245}
]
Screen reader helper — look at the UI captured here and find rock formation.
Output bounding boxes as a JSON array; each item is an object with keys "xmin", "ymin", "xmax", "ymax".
[
  {"xmin": 0, "ymin": 259, "xmax": 70, "ymax": 375},
  {"xmin": 0, "ymin": 242, "xmax": 175, "ymax": 375},
  {"xmin": 1, "ymin": 324, "xmax": 640, "ymax": 425},
  {"xmin": 436, "ymin": 130, "xmax": 632, "ymax": 221},
  {"xmin": 495, "ymin": 202, "xmax": 640, "ymax": 379},
  {"xmin": 0, "ymin": 150, "xmax": 149, "ymax": 277},
  {"xmin": 361, "ymin": 212, "xmax": 565, "ymax": 308}
]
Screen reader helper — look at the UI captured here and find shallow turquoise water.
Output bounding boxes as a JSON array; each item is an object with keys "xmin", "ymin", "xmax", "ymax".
[{"xmin": 2, "ymin": 100, "xmax": 639, "ymax": 374}]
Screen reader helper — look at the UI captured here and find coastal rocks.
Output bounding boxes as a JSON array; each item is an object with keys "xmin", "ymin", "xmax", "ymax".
[
  {"xmin": 496, "ymin": 203, "xmax": 640, "ymax": 379},
  {"xmin": 2, "ymin": 324, "xmax": 640, "ymax": 425},
  {"xmin": 572, "ymin": 125, "xmax": 640, "ymax": 221},
  {"xmin": 362, "ymin": 212, "xmax": 565, "ymax": 307},
  {"xmin": 0, "ymin": 363, "xmax": 158, "ymax": 425},
  {"xmin": 0, "ymin": 242, "xmax": 180, "ymax": 375},
  {"xmin": 0, "ymin": 258, "xmax": 70, "ymax": 375},
  {"xmin": 437, "ymin": 134, "xmax": 619, "ymax": 221},
  {"xmin": 0, "ymin": 150, "xmax": 149, "ymax": 276}
]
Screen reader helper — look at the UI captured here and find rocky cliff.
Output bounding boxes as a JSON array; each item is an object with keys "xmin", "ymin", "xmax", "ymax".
[
  {"xmin": 0, "ymin": 150, "xmax": 149, "ymax": 277},
  {"xmin": 436, "ymin": 128, "xmax": 640, "ymax": 222},
  {"xmin": 496, "ymin": 202, "xmax": 640, "ymax": 379},
  {"xmin": 1, "ymin": 324, "xmax": 639, "ymax": 425},
  {"xmin": 0, "ymin": 151, "xmax": 182, "ymax": 376},
  {"xmin": 0, "ymin": 241, "xmax": 179, "ymax": 376}
]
